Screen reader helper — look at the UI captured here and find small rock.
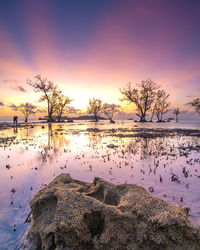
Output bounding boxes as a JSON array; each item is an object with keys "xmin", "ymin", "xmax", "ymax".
[
  {"xmin": 149, "ymin": 186, "xmax": 154, "ymax": 192},
  {"xmin": 6, "ymin": 164, "xmax": 11, "ymax": 169},
  {"xmin": 107, "ymin": 144, "xmax": 118, "ymax": 149}
]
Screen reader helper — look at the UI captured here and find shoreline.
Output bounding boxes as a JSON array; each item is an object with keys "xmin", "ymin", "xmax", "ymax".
[{"xmin": 1, "ymin": 121, "xmax": 200, "ymax": 137}]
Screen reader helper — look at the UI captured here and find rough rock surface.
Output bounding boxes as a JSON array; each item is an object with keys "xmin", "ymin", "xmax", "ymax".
[{"xmin": 21, "ymin": 174, "xmax": 200, "ymax": 250}]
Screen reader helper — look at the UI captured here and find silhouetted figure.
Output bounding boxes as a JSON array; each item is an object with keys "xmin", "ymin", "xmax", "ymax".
[{"xmin": 13, "ymin": 116, "xmax": 18, "ymax": 125}]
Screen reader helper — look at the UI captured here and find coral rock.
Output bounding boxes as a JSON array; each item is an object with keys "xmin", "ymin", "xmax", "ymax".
[{"xmin": 21, "ymin": 174, "xmax": 200, "ymax": 249}]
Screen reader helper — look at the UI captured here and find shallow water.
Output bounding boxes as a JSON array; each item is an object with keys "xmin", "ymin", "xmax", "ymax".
[{"xmin": 0, "ymin": 121, "xmax": 200, "ymax": 249}]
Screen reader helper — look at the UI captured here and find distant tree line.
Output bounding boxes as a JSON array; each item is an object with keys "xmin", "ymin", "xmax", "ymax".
[
  {"xmin": 87, "ymin": 98, "xmax": 119, "ymax": 123},
  {"xmin": 7, "ymin": 75, "xmax": 200, "ymax": 123},
  {"xmin": 88, "ymin": 79, "xmax": 199, "ymax": 123}
]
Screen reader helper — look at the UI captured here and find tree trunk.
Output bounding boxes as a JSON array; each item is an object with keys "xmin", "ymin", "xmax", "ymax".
[
  {"xmin": 140, "ymin": 107, "xmax": 146, "ymax": 122},
  {"xmin": 94, "ymin": 114, "xmax": 98, "ymax": 122},
  {"xmin": 47, "ymin": 101, "xmax": 50, "ymax": 121},
  {"xmin": 110, "ymin": 118, "xmax": 115, "ymax": 124},
  {"xmin": 59, "ymin": 108, "xmax": 64, "ymax": 122},
  {"xmin": 161, "ymin": 112, "xmax": 163, "ymax": 121},
  {"xmin": 150, "ymin": 112, "xmax": 154, "ymax": 122},
  {"xmin": 48, "ymin": 111, "xmax": 53, "ymax": 122},
  {"xmin": 140, "ymin": 116, "xmax": 146, "ymax": 122}
]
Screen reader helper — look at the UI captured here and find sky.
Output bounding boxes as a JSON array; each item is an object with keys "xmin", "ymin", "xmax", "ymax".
[{"xmin": 0, "ymin": 0, "xmax": 200, "ymax": 119}]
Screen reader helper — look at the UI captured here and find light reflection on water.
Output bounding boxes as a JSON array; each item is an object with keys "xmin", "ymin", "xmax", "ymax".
[{"xmin": 0, "ymin": 122, "xmax": 200, "ymax": 249}]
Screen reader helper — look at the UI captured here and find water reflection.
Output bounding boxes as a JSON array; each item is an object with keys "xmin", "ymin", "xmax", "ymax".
[
  {"xmin": 0, "ymin": 123, "xmax": 200, "ymax": 249},
  {"xmin": 35, "ymin": 124, "xmax": 71, "ymax": 164},
  {"xmin": 89, "ymin": 132, "xmax": 102, "ymax": 145},
  {"xmin": 13, "ymin": 127, "xmax": 18, "ymax": 134}
]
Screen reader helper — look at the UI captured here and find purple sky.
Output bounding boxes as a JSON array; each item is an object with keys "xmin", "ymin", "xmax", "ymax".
[{"xmin": 0, "ymin": 0, "xmax": 200, "ymax": 118}]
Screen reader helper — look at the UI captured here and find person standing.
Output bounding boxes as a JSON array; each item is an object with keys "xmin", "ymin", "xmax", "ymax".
[
  {"xmin": 13, "ymin": 116, "xmax": 18, "ymax": 125},
  {"xmin": 15, "ymin": 116, "xmax": 18, "ymax": 125}
]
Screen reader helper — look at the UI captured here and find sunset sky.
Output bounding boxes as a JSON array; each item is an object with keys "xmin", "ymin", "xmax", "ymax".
[{"xmin": 0, "ymin": 0, "xmax": 200, "ymax": 119}]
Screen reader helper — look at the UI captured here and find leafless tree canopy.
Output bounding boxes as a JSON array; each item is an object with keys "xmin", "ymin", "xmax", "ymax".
[
  {"xmin": 120, "ymin": 79, "xmax": 160, "ymax": 122},
  {"xmin": 18, "ymin": 103, "xmax": 36, "ymax": 122},
  {"xmin": 54, "ymin": 95, "xmax": 72, "ymax": 121},
  {"xmin": 191, "ymin": 98, "xmax": 200, "ymax": 114},
  {"xmin": 27, "ymin": 75, "xmax": 69, "ymax": 122},
  {"xmin": 103, "ymin": 103, "xmax": 119, "ymax": 123},
  {"xmin": 154, "ymin": 90, "xmax": 170, "ymax": 121},
  {"xmin": 87, "ymin": 98, "xmax": 103, "ymax": 122},
  {"xmin": 27, "ymin": 75, "xmax": 57, "ymax": 94}
]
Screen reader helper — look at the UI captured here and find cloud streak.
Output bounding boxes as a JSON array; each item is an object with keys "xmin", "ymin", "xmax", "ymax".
[
  {"xmin": 11, "ymin": 85, "xmax": 27, "ymax": 92},
  {"xmin": 0, "ymin": 1, "xmax": 200, "ymax": 117},
  {"xmin": 8, "ymin": 103, "xmax": 18, "ymax": 111}
]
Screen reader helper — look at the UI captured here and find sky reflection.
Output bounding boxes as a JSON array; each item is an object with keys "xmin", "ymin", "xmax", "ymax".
[{"xmin": 0, "ymin": 123, "xmax": 200, "ymax": 248}]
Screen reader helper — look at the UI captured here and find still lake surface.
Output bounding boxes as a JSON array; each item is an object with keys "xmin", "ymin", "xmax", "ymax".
[{"xmin": 0, "ymin": 120, "xmax": 200, "ymax": 249}]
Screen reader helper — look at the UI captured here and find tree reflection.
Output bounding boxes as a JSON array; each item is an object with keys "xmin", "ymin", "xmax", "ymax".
[
  {"xmin": 89, "ymin": 132, "xmax": 102, "ymax": 145},
  {"xmin": 38, "ymin": 124, "xmax": 71, "ymax": 163}
]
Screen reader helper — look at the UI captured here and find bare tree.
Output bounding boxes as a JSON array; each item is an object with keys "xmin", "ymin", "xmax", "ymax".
[
  {"xmin": 173, "ymin": 108, "xmax": 180, "ymax": 122},
  {"xmin": 54, "ymin": 94, "xmax": 72, "ymax": 121},
  {"xmin": 27, "ymin": 75, "xmax": 61, "ymax": 122},
  {"xmin": 103, "ymin": 103, "xmax": 119, "ymax": 123},
  {"xmin": 40, "ymin": 87, "xmax": 62, "ymax": 122},
  {"xmin": 120, "ymin": 79, "xmax": 159, "ymax": 122},
  {"xmin": 18, "ymin": 103, "xmax": 36, "ymax": 122},
  {"xmin": 154, "ymin": 90, "xmax": 170, "ymax": 122},
  {"xmin": 191, "ymin": 98, "xmax": 200, "ymax": 115},
  {"xmin": 87, "ymin": 98, "xmax": 103, "ymax": 122}
]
